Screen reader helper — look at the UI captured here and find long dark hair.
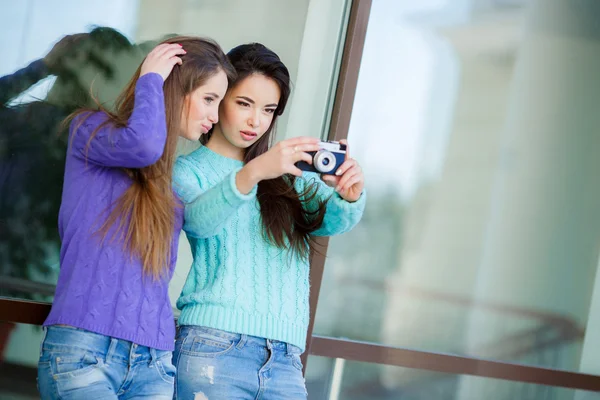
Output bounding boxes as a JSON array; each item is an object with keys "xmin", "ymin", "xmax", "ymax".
[
  {"xmin": 67, "ymin": 36, "xmax": 236, "ymax": 278},
  {"xmin": 204, "ymin": 43, "xmax": 327, "ymax": 260}
]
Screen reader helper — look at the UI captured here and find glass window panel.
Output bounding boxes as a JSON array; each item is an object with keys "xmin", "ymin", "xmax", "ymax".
[
  {"xmin": 0, "ymin": 0, "xmax": 350, "ymax": 304},
  {"xmin": 313, "ymin": 0, "xmax": 600, "ymax": 375},
  {"xmin": 305, "ymin": 355, "xmax": 600, "ymax": 400},
  {"xmin": 0, "ymin": 322, "xmax": 43, "ymax": 399}
]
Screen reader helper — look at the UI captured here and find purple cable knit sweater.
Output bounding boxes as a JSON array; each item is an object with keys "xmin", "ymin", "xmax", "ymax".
[{"xmin": 43, "ymin": 73, "xmax": 183, "ymax": 350}]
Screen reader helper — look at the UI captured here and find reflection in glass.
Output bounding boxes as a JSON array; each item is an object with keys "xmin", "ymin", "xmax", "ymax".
[
  {"xmin": 0, "ymin": 27, "xmax": 135, "ymax": 301},
  {"xmin": 0, "ymin": 0, "xmax": 350, "ymax": 307},
  {"xmin": 314, "ymin": 0, "xmax": 600, "ymax": 379},
  {"xmin": 0, "ymin": 322, "xmax": 45, "ymax": 399},
  {"xmin": 305, "ymin": 356, "xmax": 600, "ymax": 400}
]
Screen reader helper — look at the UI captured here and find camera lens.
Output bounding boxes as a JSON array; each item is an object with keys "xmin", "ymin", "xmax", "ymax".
[{"xmin": 314, "ymin": 150, "xmax": 336, "ymax": 173}]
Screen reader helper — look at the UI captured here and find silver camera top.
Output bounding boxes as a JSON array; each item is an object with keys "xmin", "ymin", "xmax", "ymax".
[{"xmin": 319, "ymin": 141, "xmax": 347, "ymax": 153}]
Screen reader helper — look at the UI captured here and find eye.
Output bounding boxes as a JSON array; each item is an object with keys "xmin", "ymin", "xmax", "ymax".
[
  {"xmin": 204, "ymin": 97, "xmax": 215, "ymax": 104},
  {"xmin": 237, "ymin": 101, "xmax": 251, "ymax": 107},
  {"xmin": 265, "ymin": 108, "xmax": 276, "ymax": 114}
]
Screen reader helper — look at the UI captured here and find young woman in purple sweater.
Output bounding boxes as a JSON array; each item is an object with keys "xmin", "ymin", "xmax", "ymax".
[{"xmin": 37, "ymin": 36, "xmax": 234, "ymax": 400}]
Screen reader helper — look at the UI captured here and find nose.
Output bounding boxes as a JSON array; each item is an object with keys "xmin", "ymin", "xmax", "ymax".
[
  {"xmin": 208, "ymin": 110, "xmax": 218, "ymax": 124},
  {"xmin": 248, "ymin": 111, "xmax": 260, "ymax": 128}
]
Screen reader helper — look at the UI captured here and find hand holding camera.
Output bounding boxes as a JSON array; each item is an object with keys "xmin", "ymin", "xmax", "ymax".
[
  {"xmin": 296, "ymin": 140, "xmax": 347, "ymax": 176},
  {"xmin": 315, "ymin": 140, "xmax": 364, "ymax": 203},
  {"xmin": 236, "ymin": 137, "xmax": 321, "ymax": 194},
  {"xmin": 237, "ymin": 137, "xmax": 364, "ymax": 202}
]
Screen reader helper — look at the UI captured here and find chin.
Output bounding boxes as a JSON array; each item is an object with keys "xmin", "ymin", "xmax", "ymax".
[
  {"xmin": 227, "ymin": 137, "xmax": 252, "ymax": 150},
  {"xmin": 239, "ymin": 141, "xmax": 255, "ymax": 149}
]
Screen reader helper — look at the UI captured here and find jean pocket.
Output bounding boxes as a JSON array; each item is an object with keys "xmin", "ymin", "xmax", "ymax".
[
  {"xmin": 184, "ymin": 328, "xmax": 236, "ymax": 357},
  {"xmin": 51, "ymin": 351, "xmax": 102, "ymax": 380},
  {"xmin": 156, "ymin": 352, "xmax": 176, "ymax": 384}
]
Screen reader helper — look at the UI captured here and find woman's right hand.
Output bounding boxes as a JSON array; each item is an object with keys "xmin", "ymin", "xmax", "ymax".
[
  {"xmin": 236, "ymin": 137, "xmax": 321, "ymax": 194},
  {"xmin": 140, "ymin": 43, "xmax": 186, "ymax": 81}
]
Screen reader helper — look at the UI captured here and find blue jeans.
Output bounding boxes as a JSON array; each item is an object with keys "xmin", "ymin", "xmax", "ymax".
[
  {"xmin": 174, "ymin": 326, "xmax": 307, "ymax": 399},
  {"xmin": 37, "ymin": 326, "xmax": 175, "ymax": 399}
]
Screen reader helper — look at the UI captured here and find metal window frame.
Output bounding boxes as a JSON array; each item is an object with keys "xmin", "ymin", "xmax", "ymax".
[{"xmin": 301, "ymin": 0, "xmax": 372, "ymax": 370}]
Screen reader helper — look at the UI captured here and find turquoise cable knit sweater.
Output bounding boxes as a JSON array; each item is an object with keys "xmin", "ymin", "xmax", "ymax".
[{"xmin": 172, "ymin": 145, "xmax": 366, "ymax": 350}]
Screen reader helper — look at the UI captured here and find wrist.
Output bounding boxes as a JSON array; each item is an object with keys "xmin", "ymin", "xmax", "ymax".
[
  {"xmin": 339, "ymin": 190, "xmax": 362, "ymax": 203},
  {"xmin": 247, "ymin": 160, "xmax": 265, "ymax": 184},
  {"xmin": 236, "ymin": 162, "xmax": 262, "ymax": 194}
]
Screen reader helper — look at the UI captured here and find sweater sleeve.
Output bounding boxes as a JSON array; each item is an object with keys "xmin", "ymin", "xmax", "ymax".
[
  {"xmin": 173, "ymin": 158, "xmax": 257, "ymax": 239},
  {"xmin": 0, "ymin": 59, "xmax": 49, "ymax": 107},
  {"xmin": 68, "ymin": 73, "xmax": 167, "ymax": 168},
  {"xmin": 299, "ymin": 172, "xmax": 366, "ymax": 237}
]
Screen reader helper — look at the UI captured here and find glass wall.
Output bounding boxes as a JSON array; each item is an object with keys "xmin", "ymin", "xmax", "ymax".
[
  {"xmin": 0, "ymin": 0, "xmax": 350, "ymax": 303},
  {"xmin": 0, "ymin": 0, "xmax": 350, "ymax": 395},
  {"xmin": 305, "ymin": 356, "xmax": 600, "ymax": 400},
  {"xmin": 312, "ymin": 0, "xmax": 600, "ymax": 383}
]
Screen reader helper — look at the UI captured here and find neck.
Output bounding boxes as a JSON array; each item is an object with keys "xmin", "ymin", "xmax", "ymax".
[{"xmin": 206, "ymin": 126, "xmax": 245, "ymax": 161}]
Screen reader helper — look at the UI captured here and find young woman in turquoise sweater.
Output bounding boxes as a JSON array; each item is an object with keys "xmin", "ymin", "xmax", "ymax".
[{"xmin": 172, "ymin": 43, "xmax": 366, "ymax": 399}]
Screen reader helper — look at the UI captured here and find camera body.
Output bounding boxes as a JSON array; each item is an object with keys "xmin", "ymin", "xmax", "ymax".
[{"xmin": 296, "ymin": 141, "xmax": 347, "ymax": 175}]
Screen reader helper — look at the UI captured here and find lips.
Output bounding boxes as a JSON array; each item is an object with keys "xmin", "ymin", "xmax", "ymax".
[
  {"xmin": 240, "ymin": 130, "xmax": 257, "ymax": 141},
  {"xmin": 201, "ymin": 124, "xmax": 212, "ymax": 133}
]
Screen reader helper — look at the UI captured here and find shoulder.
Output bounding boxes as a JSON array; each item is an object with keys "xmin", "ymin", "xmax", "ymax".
[
  {"xmin": 173, "ymin": 148, "xmax": 212, "ymax": 191},
  {"xmin": 175, "ymin": 147, "xmax": 208, "ymax": 176}
]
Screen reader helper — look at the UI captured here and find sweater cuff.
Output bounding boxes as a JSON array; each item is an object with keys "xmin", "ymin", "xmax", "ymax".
[
  {"xmin": 223, "ymin": 167, "xmax": 257, "ymax": 204},
  {"xmin": 333, "ymin": 188, "xmax": 367, "ymax": 213},
  {"xmin": 137, "ymin": 72, "xmax": 164, "ymax": 87}
]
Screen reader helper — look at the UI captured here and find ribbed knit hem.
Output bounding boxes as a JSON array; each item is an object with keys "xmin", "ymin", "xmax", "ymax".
[
  {"xmin": 43, "ymin": 317, "xmax": 175, "ymax": 351},
  {"xmin": 334, "ymin": 188, "xmax": 367, "ymax": 211},
  {"xmin": 225, "ymin": 167, "xmax": 257, "ymax": 202},
  {"xmin": 137, "ymin": 72, "xmax": 164, "ymax": 88},
  {"xmin": 177, "ymin": 305, "xmax": 307, "ymax": 351}
]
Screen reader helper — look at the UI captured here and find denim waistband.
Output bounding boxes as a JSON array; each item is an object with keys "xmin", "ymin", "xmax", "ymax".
[
  {"xmin": 42, "ymin": 325, "xmax": 169, "ymax": 364},
  {"xmin": 177, "ymin": 325, "xmax": 303, "ymax": 355}
]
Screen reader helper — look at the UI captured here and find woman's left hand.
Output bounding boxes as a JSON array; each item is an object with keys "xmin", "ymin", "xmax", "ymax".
[{"xmin": 321, "ymin": 140, "xmax": 364, "ymax": 202}]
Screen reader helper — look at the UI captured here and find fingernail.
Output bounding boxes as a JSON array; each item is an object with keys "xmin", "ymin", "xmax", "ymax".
[{"xmin": 335, "ymin": 169, "xmax": 342, "ymax": 176}]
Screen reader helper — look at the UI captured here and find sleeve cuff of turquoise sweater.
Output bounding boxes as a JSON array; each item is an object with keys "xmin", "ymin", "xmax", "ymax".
[
  {"xmin": 333, "ymin": 188, "xmax": 367, "ymax": 213},
  {"xmin": 224, "ymin": 167, "xmax": 258, "ymax": 204}
]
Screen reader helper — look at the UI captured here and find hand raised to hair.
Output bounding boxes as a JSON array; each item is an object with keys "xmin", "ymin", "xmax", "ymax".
[{"xmin": 140, "ymin": 43, "xmax": 186, "ymax": 81}]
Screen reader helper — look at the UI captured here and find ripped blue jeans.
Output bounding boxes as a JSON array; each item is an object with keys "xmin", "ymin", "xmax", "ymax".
[
  {"xmin": 173, "ymin": 326, "xmax": 307, "ymax": 400},
  {"xmin": 37, "ymin": 326, "xmax": 175, "ymax": 399}
]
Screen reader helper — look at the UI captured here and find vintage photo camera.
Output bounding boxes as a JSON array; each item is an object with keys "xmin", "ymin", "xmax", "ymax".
[{"xmin": 296, "ymin": 140, "xmax": 346, "ymax": 175}]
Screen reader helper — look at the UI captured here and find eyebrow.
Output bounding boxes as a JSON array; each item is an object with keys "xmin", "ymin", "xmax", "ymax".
[
  {"xmin": 206, "ymin": 92, "xmax": 221, "ymax": 99},
  {"xmin": 237, "ymin": 96, "xmax": 278, "ymax": 108}
]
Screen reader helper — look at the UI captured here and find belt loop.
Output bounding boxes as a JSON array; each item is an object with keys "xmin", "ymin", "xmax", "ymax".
[
  {"xmin": 149, "ymin": 347, "xmax": 158, "ymax": 366},
  {"xmin": 106, "ymin": 338, "xmax": 118, "ymax": 365},
  {"xmin": 286, "ymin": 343, "xmax": 292, "ymax": 356},
  {"xmin": 39, "ymin": 326, "xmax": 48, "ymax": 357},
  {"xmin": 266, "ymin": 339, "xmax": 273, "ymax": 351},
  {"xmin": 236, "ymin": 334, "xmax": 247, "ymax": 350}
]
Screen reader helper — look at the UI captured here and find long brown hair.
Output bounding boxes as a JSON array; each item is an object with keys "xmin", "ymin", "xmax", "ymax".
[
  {"xmin": 203, "ymin": 43, "xmax": 327, "ymax": 260},
  {"xmin": 67, "ymin": 36, "xmax": 236, "ymax": 279}
]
